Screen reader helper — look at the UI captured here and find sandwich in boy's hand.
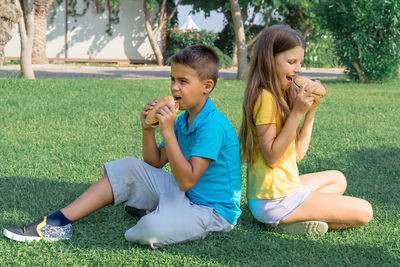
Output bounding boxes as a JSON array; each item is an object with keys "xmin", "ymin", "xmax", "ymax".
[
  {"xmin": 293, "ymin": 76, "xmax": 327, "ymax": 100},
  {"xmin": 145, "ymin": 96, "xmax": 179, "ymax": 128}
]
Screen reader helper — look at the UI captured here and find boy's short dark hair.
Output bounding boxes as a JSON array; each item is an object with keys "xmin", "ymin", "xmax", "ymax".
[{"xmin": 168, "ymin": 45, "xmax": 219, "ymax": 89}]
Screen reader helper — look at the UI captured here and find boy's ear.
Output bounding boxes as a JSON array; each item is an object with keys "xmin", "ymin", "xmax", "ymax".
[{"xmin": 203, "ymin": 79, "xmax": 214, "ymax": 94}]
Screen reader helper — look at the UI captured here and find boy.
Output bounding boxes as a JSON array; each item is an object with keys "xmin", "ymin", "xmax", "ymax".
[{"xmin": 3, "ymin": 45, "xmax": 242, "ymax": 248}]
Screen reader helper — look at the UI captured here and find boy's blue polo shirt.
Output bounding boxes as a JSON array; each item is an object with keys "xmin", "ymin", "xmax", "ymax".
[{"xmin": 161, "ymin": 98, "xmax": 242, "ymax": 225}]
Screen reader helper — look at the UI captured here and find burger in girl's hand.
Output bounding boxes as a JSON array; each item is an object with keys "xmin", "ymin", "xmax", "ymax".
[{"xmin": 293, "ymin": 76, "xmax": 327, "ymax": 100}]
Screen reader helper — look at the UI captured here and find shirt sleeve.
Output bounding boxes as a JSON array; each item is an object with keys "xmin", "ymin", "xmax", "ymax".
[
  {"xmin": 253, "ymin": 90, "xmax": 278, "ymax": 126},
  {"xmin": 189, "ymin": 120, "xmax": 223, "ymax": 161}
]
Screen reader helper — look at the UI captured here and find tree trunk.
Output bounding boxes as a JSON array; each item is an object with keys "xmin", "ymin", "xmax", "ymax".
[
  {"xmin": 230, "ymin": 0, "xmax": 248, "ymax": 80},
  {"xmin": 0, "ymin": 0, "xmax": 22, "ymax": 67},
  {"xmin": 232, "ymin": 44, "xmax": 237, "ymax": 67},
  {"xmin": 143, "ymin": 0, "xmax": 181, "ymax": 66},
  {"xmin": 32, "ymin": 0, "xmax": 51, "ymax": 64},
  {"xmin": 246, "ymin": 7, "xmax": 274, "ymax": 49},
  {"xmin": 351, "ymin": 61, "xmax": 367, "ymax": 83},
  {"xmin": 16, "ymin": 0, "xmax": 35, "ymax": 79},
  {"xmin": 143, "ymin": 0, "xmax": 163, "ymax": 65}
]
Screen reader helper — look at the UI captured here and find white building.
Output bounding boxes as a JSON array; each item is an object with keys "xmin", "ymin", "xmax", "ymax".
[{"xmin": 5, "ymin": 0, "xmax": 161, "ymax": 64}]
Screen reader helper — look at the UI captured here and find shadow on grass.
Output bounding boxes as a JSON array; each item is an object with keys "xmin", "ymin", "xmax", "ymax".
[
  {"xmin": 0, "ymin": 176, "xmax": 398, "ymax": 265},
  {"xmin": 300, "ymin": 147, "xmax": 400, "ymax": 209},
  {"xmin": 344, "ymin": 147, "xmax": 400, "ymax": 206}
]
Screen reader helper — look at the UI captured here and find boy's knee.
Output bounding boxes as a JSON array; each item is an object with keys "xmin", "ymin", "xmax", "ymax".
[
  {"xmin": 125, "ymin": 227, "xmax": 159, "ymax": 248},
  {"xmin": 123, "ymin": 156, "xmax": 141, "ymax": 165},
  {"xmin": 124, "ymin": 215, "xmax": 164, "ymax": 248}
]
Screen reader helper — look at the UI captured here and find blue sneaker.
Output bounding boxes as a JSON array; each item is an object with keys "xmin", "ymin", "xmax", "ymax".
[{"xmin": 3, "ymin": 217, "xmax": 72, "ymax": 242}]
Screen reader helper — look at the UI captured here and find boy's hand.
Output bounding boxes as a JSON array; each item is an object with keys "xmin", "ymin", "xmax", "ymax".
[
  {"xmin": 157, "ymin": 104, "xmax": 177, "ymax": 137},
  {"xmin": 141, "ymin": 99, "xmax": 158, "ymax": 130}
]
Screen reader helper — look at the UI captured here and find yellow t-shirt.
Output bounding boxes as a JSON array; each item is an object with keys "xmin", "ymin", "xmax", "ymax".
[{"xmin": 247, "ymin": 89, "xmax": 302, "ymax": 199}]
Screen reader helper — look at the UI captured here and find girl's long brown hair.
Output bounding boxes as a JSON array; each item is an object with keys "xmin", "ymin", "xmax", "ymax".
[{"xmin": 238, "ymin": 25, "xmax": 306, "ymax": 164}]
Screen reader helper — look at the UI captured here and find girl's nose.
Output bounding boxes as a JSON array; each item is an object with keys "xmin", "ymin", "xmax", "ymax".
[{"xmin": 294, "ymin": 63, "xmax": 301, "ymax": 74}]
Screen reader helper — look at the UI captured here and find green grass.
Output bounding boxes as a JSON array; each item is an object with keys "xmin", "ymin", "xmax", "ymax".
[{"xmin": 0, "ymin": 77, "xmax": 399, "ymax": 266}]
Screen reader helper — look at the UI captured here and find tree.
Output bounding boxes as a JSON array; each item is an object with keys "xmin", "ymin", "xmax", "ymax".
[
  {"xmin": 0, "ymin": 0, "xmax": 22, "ymax": 67},
  {"xmin": 143, "ymin": 0, "xmax": 181, "ymax": 66},
  {"xmin": 16, "ymin": 0, "xmax": 35, "ymax": 79},
  {"xmin": 228, "ymin": 0, "xmax": 276, "ymax": 67},
  {"xmin": 182, "ymin": 0, "xmax": 276, "ymax": 78},
  {"xmin": 32, "ymin": 0, "xmax": 51, "ymax": 64},
  {"xmin": 318, "ymin": 0, "xmax": 400, "ymax": 82},
  {"xmin": 229, "ymin": 0, "xmax": 247, "ymax": 79}
]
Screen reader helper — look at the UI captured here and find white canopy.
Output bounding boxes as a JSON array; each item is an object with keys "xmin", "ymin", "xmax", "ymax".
[{"xmin": 180, "ymin": 15, "xmax": 200, "ymax": 31}]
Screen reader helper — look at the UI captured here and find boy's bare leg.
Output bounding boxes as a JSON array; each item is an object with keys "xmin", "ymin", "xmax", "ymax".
[
  {"xmin": 3, "ymin": 174, "xmax": 115, "ymax": 242},
  {"xmin": 61, "ymin": 174, "xmax": 114, "ymax": 222}
]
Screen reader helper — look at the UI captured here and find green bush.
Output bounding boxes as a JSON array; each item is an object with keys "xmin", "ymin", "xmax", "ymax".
[
  {"xmin": 164, "ymin": 28, "xmax": 232, "ymax": 68},
  {"xmin": 303, "ymin": 33, "xmax": 341, "ymax": 68},
  {"xmin": 214, "ymin": 47, "xmax": 233, "ymax": 69},
  {"xmin": 318, "ymin": 0, "xmax": 400, "ymax": 82},
  {"xmin": 214, "ymin": 24, "xmax": 236, "ymax": 58}
]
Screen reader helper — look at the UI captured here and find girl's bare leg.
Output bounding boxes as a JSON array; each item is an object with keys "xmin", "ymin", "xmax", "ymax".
[
  {"xmin": 299, "ymin": 170, "xmax": 347, "ymax": 195},
  {"xmin": 283, "ymin": 171, "xmax": 373, "ymax": 229},
  {"xmin": 60, "ymin": 174, "xmax": 114, "ymax": 222},
  {"xmin": 282, "ymin": 191, "xmax": 373, "ymax": 229}
]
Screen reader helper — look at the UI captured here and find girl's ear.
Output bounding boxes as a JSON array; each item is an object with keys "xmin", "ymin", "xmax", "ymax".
[{"xmin": 203, "ymin": 79, "xmax": 214, "ymax": 94}]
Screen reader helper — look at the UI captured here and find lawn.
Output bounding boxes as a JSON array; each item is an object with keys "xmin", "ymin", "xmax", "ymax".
[{"xmin": 0, "ymin": 77, "xmax": 399, "ymax": 266}]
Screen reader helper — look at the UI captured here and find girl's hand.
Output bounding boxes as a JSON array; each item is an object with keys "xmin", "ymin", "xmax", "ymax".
[
  {"xmin": 292, "ymin": 81, "xmax": 316, "ymax": 115},
  {"xmin": 308, "ymin": 80, "xmax": 327, "ymax": 111},
  {"xmin": 141, "ymin": 99, "xmax": 158, "ymax": 130}
]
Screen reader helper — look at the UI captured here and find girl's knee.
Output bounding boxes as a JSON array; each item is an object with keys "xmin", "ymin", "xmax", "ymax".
[
  {"xmin": 358, "ymin": 200, "xmax": 373, "ymax": 225},
  {"xmin": 349, "ymin": 199, "xmax": 373, "ymax": 227},
  {"xmin": 331, "ymin": 170, "xmax": 347, "ymax": 193}
]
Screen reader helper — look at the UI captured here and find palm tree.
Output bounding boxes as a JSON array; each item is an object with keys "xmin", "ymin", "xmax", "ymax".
[{"xmin": 32, "ymin": 0, "xmax": 51, "ymax": 64}]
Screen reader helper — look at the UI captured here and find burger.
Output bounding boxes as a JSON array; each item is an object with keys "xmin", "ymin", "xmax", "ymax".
[
  {"xmin": 145, "ymin": 96, "xmax": 179, "ymax": 128},
  {"xmin": 293, "ymin": 76, "xmax": 327, "ymax": 100}
]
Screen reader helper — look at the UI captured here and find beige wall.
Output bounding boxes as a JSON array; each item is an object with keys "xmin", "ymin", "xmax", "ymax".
[{"xmin": 5, "ymin": 0, "xmax": 160, "ymax": 62}]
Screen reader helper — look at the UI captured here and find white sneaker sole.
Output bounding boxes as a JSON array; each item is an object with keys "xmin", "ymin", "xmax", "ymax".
[
  {"xmin": 272, "ymin": 221, "xmax": 328, "ymax": 235},
  {"xmin": 3, "ymin": 228, "xmax": 61, "ymax": 242}
]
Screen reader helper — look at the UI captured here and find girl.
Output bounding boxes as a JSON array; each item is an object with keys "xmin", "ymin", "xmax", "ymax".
[{"xmin": 239, "ymin": 24, "xmax": 373, "ymax": 234}]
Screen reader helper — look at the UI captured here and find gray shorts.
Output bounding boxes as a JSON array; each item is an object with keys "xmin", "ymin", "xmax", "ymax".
[
  {"xmin": 104, "ymin": 157, "xmax": 233, "ymax": 249},
  {"xmin": 248, "ymin": 188, "xmax": 310, "ymax": 226}
]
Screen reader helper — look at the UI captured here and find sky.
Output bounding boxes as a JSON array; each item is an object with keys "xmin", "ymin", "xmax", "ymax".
[
  {"xmin": 177, "ymin": 5, "xmax": 267, "ymax": 33},
  {"xmin": 177, "ymin": 5, "xmax": 226, "ymax": 33}
]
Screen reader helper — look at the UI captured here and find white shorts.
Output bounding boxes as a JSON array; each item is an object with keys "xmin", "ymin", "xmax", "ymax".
[
  {"xmin": 248, "ymin": 188, "xmax": 310, "ymax": 226},
  {"xmin": 104, "ymin": 157, "xmax": 233, "ymax": 249}
]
